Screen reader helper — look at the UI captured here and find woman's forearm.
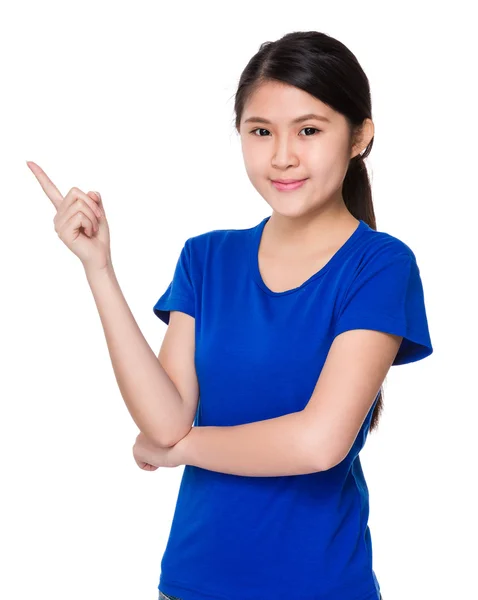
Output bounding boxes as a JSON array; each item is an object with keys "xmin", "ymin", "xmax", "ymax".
[
  {"xmin": 84, "ymin": 263, "xmax": 188, "ymax": 447},
  {"xmin": 175, "ymin": 411, "xmax": 321, "ymax": 477}
]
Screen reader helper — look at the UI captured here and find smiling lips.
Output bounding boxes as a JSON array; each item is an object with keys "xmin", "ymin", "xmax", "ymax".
[
  {"xmin": 271, "ymin": 178, "xmax": 308, "ymax": 191},
  {"xmin": 272, "ymin": 178, "xmax": 306, "ymax": 183}
]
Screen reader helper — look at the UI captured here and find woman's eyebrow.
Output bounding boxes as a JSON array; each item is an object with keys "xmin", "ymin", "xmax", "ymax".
[{"xmin": 243, "ymin": 113, "xmax": 331, "ymax": 125}]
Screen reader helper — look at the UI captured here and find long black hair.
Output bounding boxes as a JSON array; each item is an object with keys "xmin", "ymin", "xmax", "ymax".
[{"xmin": 233, "ymin": 31, "xmax": 384, "ymax": 432}]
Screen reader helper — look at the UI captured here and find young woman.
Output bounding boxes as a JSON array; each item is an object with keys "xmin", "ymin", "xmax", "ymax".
[{"xmin": 28, "ymin": 30, "xmax": 432, "ymax": 600}]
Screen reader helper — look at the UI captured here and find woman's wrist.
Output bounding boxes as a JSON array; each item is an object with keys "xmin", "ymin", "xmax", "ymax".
[
  {"xmin": 84, "ymin": 258, "xmax": 114, "ymax": 278},
  {"xmin": 172, "ymin": 429, "xmax": 193, "ymax": 466}
]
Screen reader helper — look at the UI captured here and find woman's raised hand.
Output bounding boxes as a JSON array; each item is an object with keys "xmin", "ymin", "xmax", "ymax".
[{"xmin": 27, "ymin": 161, "xmax": 112, "ymax": 271}]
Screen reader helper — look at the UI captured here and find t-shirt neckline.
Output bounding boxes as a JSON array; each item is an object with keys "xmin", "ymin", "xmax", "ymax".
[{"xmin": 249, "ymin": 216, "xmax": 368, "ymax": 297}]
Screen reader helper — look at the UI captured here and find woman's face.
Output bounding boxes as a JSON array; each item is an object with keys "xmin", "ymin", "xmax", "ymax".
[{"xmin": 238, "ymin": 80, "xmax": 366, "ymax": 219}]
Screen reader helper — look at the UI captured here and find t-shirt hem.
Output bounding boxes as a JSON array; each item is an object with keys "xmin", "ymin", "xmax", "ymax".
[
  {"xmin": 333, "ymin": 309, "xmax": 433, "ymax": 364},
  {"xmin": 159, "ymin": 576, "xmax": 381, "ymax": 600},
  {"xmin": 153, "ymin": 294, "xmax": 195, "ymax": 322}
]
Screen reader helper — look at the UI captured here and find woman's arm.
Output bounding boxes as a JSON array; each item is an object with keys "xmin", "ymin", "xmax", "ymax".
[
  {"xmin": 174, "ymin": 410, "xmax": 321, "ymax": 477},
  {"xmin": 85, "ymin": 264, "xmax": 188, "ymax": 447},
  {"xmin": 172, "ymin": 327, "xmax": 405, "ymax": 478}
]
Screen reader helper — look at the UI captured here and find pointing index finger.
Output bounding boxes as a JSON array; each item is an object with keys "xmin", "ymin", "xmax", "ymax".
[{"xmin": 26, "ymin": 161, "xmax": 64, "ymax": 210}]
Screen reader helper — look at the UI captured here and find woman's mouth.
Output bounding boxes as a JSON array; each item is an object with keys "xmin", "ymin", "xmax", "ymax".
[{"xmin": 271, "ymin": 179, "xmax": 308, "ymax": 191}]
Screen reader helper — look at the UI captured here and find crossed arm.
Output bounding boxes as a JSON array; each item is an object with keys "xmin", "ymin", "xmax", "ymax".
[{"xmin": 171, "ymin": 328, "xmax": 403, "ymax": 477}]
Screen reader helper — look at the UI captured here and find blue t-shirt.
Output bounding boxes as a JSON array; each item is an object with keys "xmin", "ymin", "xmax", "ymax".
[{"xmin": 153, "ymin": 216, "xmax": 433, "ymax": 600}]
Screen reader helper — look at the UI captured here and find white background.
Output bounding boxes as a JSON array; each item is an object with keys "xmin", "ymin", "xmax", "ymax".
[{"xmin": 1, "ymin": 1, "xmax": 476, "ymax": 599}]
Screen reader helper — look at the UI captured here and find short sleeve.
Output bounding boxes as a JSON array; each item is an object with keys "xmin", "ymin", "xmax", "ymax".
[
  {"xmin": 333, "ymin": 253, "xmax": 433, "ymax": 365},
  {"xmin": 153, "ymin": 238, "xmax": 195, "ymax": 325}
]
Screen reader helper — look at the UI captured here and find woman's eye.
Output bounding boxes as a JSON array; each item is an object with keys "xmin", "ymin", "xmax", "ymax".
[{"xmin": 250, "ymin": 127, "xmax": 320, "ymax": 137}]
